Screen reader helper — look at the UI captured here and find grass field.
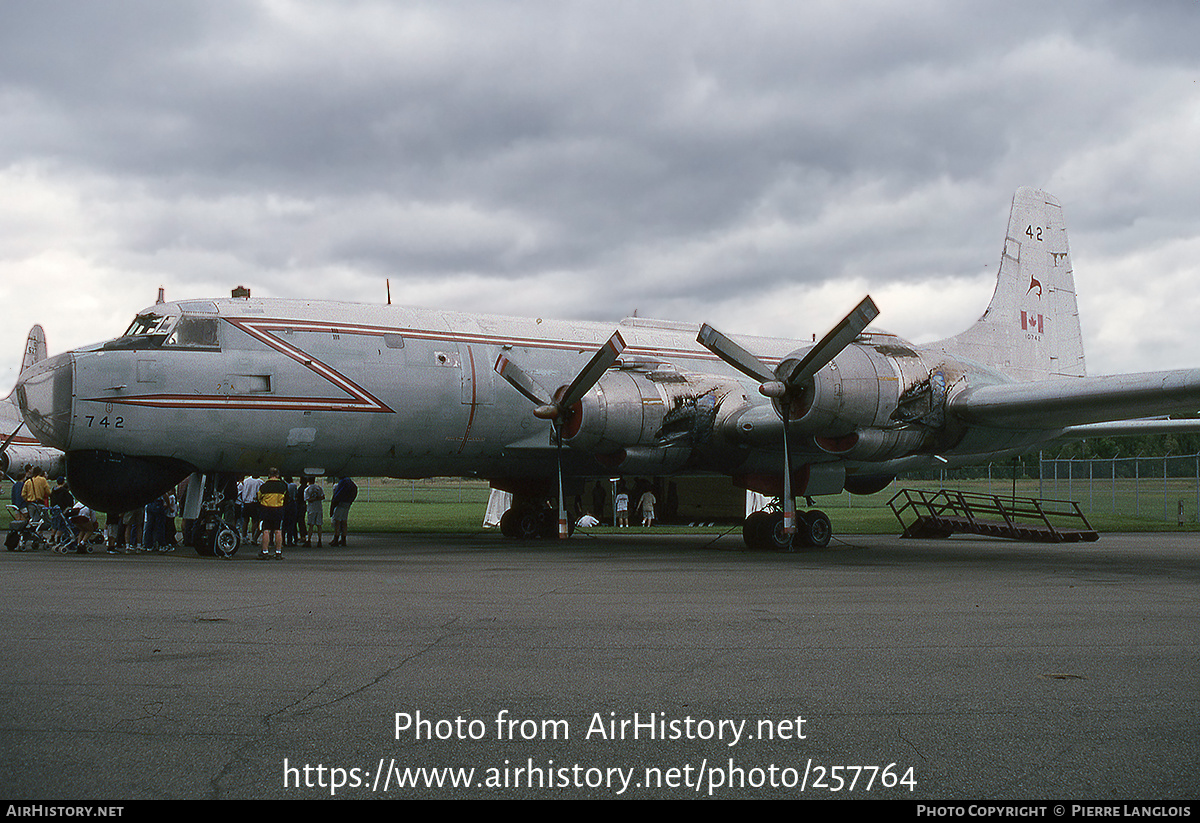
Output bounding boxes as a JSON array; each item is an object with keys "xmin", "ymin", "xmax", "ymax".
[{"xmin": 6, "ymin": 475, "xmax": 1200, "ymax": 535}]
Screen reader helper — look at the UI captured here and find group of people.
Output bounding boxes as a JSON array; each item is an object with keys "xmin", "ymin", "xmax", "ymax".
[
  {"xmin": 613, "ymin": 487, "xmax": 658, "ymax": 528},
  {"xmin": 575, "ymin": 479, "xmax": 667, "ymax": 529},
  {"xmin": 8, "ymin": 467, "xmax": 103, "ymax": 553},
  {"xmin": 235, "ymin": 472, "xmax": 357, "ymax": 560},
  {"xmin": 7, "ymin": 464, "xmax": 358, "ymax": 558}
]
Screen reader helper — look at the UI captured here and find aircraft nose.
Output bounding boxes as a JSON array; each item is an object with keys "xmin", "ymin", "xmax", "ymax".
[{"xmin": 16, "ymin": 351, "xmax": 74, "ymax": 452}]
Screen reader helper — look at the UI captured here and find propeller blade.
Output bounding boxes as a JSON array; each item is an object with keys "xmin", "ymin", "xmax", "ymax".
[
  {"xmin": 701, "ymin": 299, "xmax": 876, "ymax": 551},
  {"xmin": 556, "ymin": 331, "xmax": 627, "ymax": 411},
  {"xmin": 556, "ymin": 434, "xmax": 569, "ymax": 539},
  {"xmin": 697, "ymin": 324, "xmax": 776, "ymax": 384},
  {"xmin": 780, "ymin": 296, "xmax": 879, "ymax": 387},
  {"xmin": 494, "ymin": 352, "xmax": 553, "ymax": 406},
  {"xmin": 1, "ymin": 422, "xmax": 25, "ymax": 454},
  {"xmin": 0, "ymin": 423, "xmax": 24, "ymax": 480},
  {"xmin": 780, "ymin": 412, "xmax": 795, "ymax": 546}
]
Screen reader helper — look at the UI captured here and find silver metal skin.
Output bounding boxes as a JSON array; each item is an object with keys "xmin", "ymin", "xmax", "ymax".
[
  {"xmin": 699, "ymin": 296, "xmax": 880, "ymax": 538},
  {"xmin": 496, "ymin": 331, "xmax": 627, "ymax": 537},
  {"xmin": 13, "ymin": 189, "xmax": 1200, "ymax": 542}
]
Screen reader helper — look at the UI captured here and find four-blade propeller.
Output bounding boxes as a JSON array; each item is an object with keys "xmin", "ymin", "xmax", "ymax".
[
  {"xmin": 495, "ymin": 331, "xmax": 627, "ymax": 537},
  {"xmin": 697, "ymin": 296, "xmax": 878, "ymax": 547}
]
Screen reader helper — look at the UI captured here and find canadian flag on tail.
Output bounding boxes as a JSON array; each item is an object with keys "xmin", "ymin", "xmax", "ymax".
[{"xmin": 1021, "ymin": 311, "xmax": 1043, "ymax": 333}]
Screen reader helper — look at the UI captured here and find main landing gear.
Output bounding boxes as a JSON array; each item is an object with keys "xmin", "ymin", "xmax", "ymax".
[
  {"xmin": 498, "ymin": 498, "xmax": 576, "ymax": 540},
  {"xmin": 742, "ymin": 508, "xmax": 832, "ymax": 551}
]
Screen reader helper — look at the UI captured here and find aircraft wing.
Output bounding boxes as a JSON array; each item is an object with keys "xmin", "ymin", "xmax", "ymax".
[
  {"xmin": 1059, "ymin": 417, "xmax": 1200, "ymax": 439},
  {"xmin": 948, "ymin": 369, "xmax": 1200, "ymax": 431}
]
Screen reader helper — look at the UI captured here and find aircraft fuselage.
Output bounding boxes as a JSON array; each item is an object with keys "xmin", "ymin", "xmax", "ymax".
[{"xmin": 14, "ymin": 296, "xmax": 1051, "ymax": 513}]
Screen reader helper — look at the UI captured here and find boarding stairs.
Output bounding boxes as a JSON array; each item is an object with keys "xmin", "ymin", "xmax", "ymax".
[{"xmin": 888, "ymin": 488, "xmax": 1099, "ymax": 543}]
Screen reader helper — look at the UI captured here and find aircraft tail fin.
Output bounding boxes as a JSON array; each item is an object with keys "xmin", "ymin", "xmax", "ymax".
[
  {"xmin": 938, "ymin": 188, "xmax": 1086, "ymax": 381},
  {"xmin": 21, "ymin": 325, "xmax": 46, "ymax": 375},
  {"xmin": 6, "ymin": 325, "xmax": 46, "ymax": 408}
]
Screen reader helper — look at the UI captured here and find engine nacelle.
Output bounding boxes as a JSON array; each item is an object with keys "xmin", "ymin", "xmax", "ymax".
[
  {"xmin": 813, "ymin": 428, "xmax": 929, "ymax": 462},
  {"xmin": 844, "ymin": 474, "xmax": 896, "ymax": 496},
  {"xmin": 561, "ymin": 369, "xmax": 739, "ymax": 456},
  {"xmin": 777, "ymin": 339, "xmax": 940, "ymax": 438},
  {"xmin": 595, "ymin": 445, "xmax": 692, "ymax": 474}
]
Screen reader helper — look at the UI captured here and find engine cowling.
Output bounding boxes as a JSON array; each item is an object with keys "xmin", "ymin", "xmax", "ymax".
[
  {"xmin": 843, "ymin": 473, "xmax": 896, "ymax": 496},
  {"xmin": 778, "ymin": 339, "xmax": 941, "ymax": 439},
  {"xmin": 560, "ymin": 370, "xmax": 741, "ymax": 457},
  {"xmin": 594, "ymin": 445, "xmax": 691, "ymax": 474},
  {"xmin": 813, "ymin": 428, "xmax": 928, "ymax": 462}
]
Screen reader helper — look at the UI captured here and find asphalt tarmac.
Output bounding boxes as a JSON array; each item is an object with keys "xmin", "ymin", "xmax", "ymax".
[{"xmin": 0, "ymin": 530, "xmax": 1197, "ymax": 800}]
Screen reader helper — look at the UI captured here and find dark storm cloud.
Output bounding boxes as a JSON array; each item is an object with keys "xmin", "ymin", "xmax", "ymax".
[{"xmin": 1, "ymin": 0, "xmax": 1198, "ymax": 384}]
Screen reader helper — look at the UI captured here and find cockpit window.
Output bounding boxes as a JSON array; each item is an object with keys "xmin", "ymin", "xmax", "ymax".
[
  {"xmin": 105, "ymin": 310, "xmax": 220, "ymax": 351},
  {"xmin": 102, "ymin": 312, "xmax": 177, "ymax": 350},
  {"xmin": 123, "ymin": 312, "xmax": 174, "ymax": 338},
  {"xmin": 164, "ymin": 315, "xmax": 220, "ymax": 349}
]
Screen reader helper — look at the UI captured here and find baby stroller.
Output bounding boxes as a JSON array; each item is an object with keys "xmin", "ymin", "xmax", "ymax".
[
  {"xmin": 49, "ymin": 505, "xmax": 88, "ymax": 553},
  {"xmin": 5, "ymin": 504, "xmax": 51, "ymax": 552},
  {"xmin": 67, "ymin": 508, "xmax": 103, "ymax": 553}
]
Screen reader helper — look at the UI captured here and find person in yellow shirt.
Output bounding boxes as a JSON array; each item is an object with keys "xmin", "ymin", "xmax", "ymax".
[
  {"xmin": 256, "ymin": 468, "xmax": 288, "ymax": 560},
  {"xmin": 20, "ymin": 467, "xmax": 52, "ymax": 536},
  {"xmin": 22, "ymin": 467, "xmax": 50, "ymax": 507}
]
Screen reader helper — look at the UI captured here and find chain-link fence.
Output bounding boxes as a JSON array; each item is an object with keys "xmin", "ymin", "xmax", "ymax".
[
  {"xmin": 831, "ymin": 453, "xmax": 1200, "ymax": 525},
  {"xmin": 1038, "ymin": 454, "xmax": 1200, "ymax": 524}
]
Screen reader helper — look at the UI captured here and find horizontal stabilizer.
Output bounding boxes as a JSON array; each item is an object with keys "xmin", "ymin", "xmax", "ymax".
[{"xmin": 949, "ymin": 369, "xmax": 1200, "ymax": 430}]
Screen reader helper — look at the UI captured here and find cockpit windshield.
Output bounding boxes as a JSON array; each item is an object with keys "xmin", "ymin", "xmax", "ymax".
[
  {"xmin": 106, "ymin": 309, "xmax": 221, "ymax": 351},
  {"xmin": 122, "ymin": 312, "xmax": 175, "ymax": 338}
]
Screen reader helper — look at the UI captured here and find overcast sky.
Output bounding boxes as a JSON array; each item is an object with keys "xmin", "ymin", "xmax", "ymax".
[{"xmin": 2, "ymin": 0, "xmax": 1199, "ymax": 390}]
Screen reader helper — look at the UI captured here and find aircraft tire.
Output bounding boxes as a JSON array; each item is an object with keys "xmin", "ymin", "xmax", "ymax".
[
  {"xmin": 212, "ymin": 526, "xmax": 239, "ymax": 558},
  {"xmin": 518, "ymin": 508, "xmax": 546, "ymax": 540},
  {"xmin": 763, "ymin": 512, "xmax": 794, "ymax": 551},
  {"xmin": 499, "ymin": 505, "xmax": 554, "ymax": 540},
  {"xmin": 742, "ymin": 511, "xmax": 770, "ymax": 550},
  {"xmin": 499, "ymin": 509, "xmax": 520, "ymax": 539},
  {"xmin": 799, "ymin": 510, "xmax": 832, "ymax": 549}
]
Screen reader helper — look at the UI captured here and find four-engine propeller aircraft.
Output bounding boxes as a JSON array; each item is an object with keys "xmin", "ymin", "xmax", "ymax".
[{"xmin": 13, "ymin": 188, "xmax": 1200, "ymax": 552}]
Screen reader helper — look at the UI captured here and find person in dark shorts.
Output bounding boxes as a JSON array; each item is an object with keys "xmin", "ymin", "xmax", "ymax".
[
  {"xmin": 329, "ymin": 476, "xmax": 357, "ymax": 547},
  {"xmin": 256, "ymin": 469, "xmax": 288, "ymax": 560}
]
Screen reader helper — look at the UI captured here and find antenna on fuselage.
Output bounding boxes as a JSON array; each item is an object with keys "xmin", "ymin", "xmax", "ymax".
[
  {"xmin": 387, "ymin": 279, "xmax": 391, "ymax": 305},
  {"xmin": 156, "ymin": 287, "xmax": 165, "ymax": 304}
]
